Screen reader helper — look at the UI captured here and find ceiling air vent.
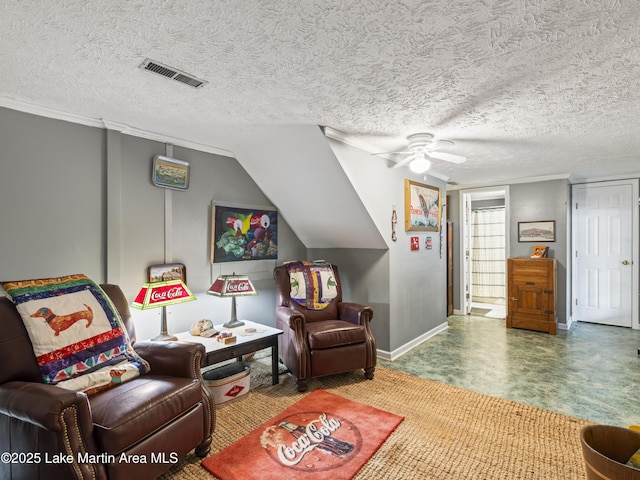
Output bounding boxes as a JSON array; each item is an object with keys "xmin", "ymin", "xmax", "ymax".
[{"xmin": 138, "ymin": 58, "xmax": 208, "ymax": 89}]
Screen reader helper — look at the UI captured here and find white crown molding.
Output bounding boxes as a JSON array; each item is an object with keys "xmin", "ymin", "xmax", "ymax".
[
  {"xmin": 447, "ymin": 173, "xmax": 573, "ymax": 191},
  {"xmin": 322, "ymin": 126, "xmax": 380, "ymax": 153},
  {"xmin": 570, "ymin": 172, "xmax": 640, "ymax": 184},
  {"xmin": 0, "ymin": 96, "xmax": 105, "ymax": 129},
  {"xmin": 0, "ymin": 97, "xmax": 236, "ymax": 159}
]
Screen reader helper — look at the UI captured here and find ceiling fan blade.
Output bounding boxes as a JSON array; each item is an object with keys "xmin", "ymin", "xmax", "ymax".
[
  {"xmin": 428, "ymin": 151, "xmax": 467, "ymax": 164},
  {"xmin": 391, "ymin": 155, "xmax": 415, "ymax": 168},
  {"xmin": 371, "ymin": 150, "xmax": 412, "ymax": 156}
]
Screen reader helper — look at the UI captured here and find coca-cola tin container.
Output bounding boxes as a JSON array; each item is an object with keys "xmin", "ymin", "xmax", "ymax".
[{"xmin": 203, "ymin": 362, "xmax": 251, "ymax": 404}]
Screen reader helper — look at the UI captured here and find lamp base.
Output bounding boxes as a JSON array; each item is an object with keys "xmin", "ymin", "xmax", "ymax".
[
  {"xmin": 152, "ymin": 333, "xmax": 178, "ymax": 341},
  {"xmin": 222, "ymin": 319, "xmax": 245, "ymax": 329}
]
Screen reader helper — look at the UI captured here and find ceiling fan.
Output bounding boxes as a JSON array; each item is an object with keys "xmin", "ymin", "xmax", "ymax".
[{"xmin": 375, "ymin": 133, "xmax": 467, "ymax": 174}]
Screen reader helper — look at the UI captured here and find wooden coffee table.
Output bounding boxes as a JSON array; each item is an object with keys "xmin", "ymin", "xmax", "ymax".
[{"xmin": 175, "ymin": 320, "xmax": 283, "ymax": 385}]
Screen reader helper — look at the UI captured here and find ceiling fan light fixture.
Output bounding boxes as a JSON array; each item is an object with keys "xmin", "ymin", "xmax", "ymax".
[{"xmin": 409, "ymin": 156, "xmax": 431, "ymax": 173}]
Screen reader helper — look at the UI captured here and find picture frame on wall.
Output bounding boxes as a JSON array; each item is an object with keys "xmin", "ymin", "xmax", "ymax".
[
  {"xmin": 211, "ymin": 202, "xmax": 278, "ymax": 263},
  {"xmin": 404, "ymin": 179, "xmax": 441, "ymax": 232},
  {"xmin": 148, "ymin": 263, "xmax": 187, "ymax": 283},
  {"xmin": 152, "ymin": 155, "xmax": 190, "ymax": 190},
  {"xmin": 518, "ymin": 220, "xmax": 556, "ymax": 242}
]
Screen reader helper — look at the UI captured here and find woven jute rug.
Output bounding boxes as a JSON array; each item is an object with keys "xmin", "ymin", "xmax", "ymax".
[{"xmin": 160, "ymin": 357, "xmax": 593, "ymax": 480}]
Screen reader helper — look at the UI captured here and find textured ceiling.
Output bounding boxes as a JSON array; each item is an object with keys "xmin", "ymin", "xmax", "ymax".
[{"xmin": 2, "ymin": 0, "xmax": 640, "ymax": 185}]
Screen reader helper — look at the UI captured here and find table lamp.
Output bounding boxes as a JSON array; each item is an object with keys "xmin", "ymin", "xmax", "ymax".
[
  {"xmin": 207, "ymin": 273, "xmax": 257, "ymax": 328},
  {"xmin": 131, "ymin": 279, "xmax": 196, "ymax": 341}
]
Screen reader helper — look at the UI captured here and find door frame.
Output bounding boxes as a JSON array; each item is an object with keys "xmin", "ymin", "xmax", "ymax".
[
  {"xmin": 458, "ymin": 186, "xmax": 511, "ymax": 315},
  {"xmin": 571, "ymin": 179, "xmax": 639, "ymax": 329}
]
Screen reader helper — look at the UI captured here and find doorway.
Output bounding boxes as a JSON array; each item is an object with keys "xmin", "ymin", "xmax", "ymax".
[{"xmin": 459, "ymin": 187, "xmax": 510, "ymax": 317}]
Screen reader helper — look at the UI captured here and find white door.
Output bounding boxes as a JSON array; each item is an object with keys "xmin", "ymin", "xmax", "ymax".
[{"xmin": 574, "ymin": 181, "xmax": 636, "ymax": 327}]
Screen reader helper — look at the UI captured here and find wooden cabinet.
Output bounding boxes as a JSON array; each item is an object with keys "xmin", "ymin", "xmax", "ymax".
[{"xmin": 507, "ymin": 257, "xmax": 557, "ymax": 334}]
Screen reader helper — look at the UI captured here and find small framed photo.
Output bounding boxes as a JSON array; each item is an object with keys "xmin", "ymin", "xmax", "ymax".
[
  {"xmin": 148, "ymin": 263, "xmax": 187, "ymax": 283},
  {"xmin": 531, "ymin": 245, "xmax": 549, "ymax": 258},
  {"xmin": 518, "ymin": 220, "xmax": 555, "ymax": 242},
  {"xmin": 152, "ymin": 155, "xmax": 190, "ymax": 190}
]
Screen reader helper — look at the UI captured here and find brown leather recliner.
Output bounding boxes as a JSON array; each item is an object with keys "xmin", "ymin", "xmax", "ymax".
[
  {"xmin": 274, "ymin": 264, "xmax": 376, "ymax": 392},
  {"xmin": 0, "ymin": 283, "xmax": 215, "ymax": 480}
]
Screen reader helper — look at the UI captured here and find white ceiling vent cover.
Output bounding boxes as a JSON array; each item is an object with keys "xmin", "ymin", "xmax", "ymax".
[{"xmin": 138, "ymin": 58, "xmax": 208, "ymax": 88}]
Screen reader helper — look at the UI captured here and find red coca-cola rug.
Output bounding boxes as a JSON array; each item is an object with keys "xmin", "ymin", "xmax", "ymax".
[{"xmin": 201, "ymin": 389, "xmax": 404, "ymax": 480}]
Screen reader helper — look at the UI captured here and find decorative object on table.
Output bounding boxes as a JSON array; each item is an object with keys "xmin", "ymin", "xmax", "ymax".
[
  {"xmin": 148, "ymin": 262, "xmax": 187, "ymax": 282},
  {"xmin": 531, "ymin": 245, "xmax": 549, "ymax": 258},
  {"xmin": 216, "ymin": 331, "xmax": 237, "ymax": 344},
  {"xmin": 131, "ymin": 279, "xmax": 196, "ymax": 341},
  {"xmin": 410, "ymin": 236, "xmax": 420, "ymax": 251},
  {"xmin": 201, "ymin": 389, "xmax": 403, "ymax": 480},
  {"xmin": 152, "ymin": 155, "xmax": 190, "ymax": 190},
  {"xmin": 211, "ymin": 202, "xmax": 278, "ymax": 263},
  {"xmin": 391, "ymin": 204, "xmax": 398, "ymax": 241},
  {"xmin": 404, "ymin": 179, "xmax": 441, "ymax": 232},
  {"xmin": 207, "ymin": 273, "xmax": 257, "ymax": 328},
  {"xmin": 517, "ymin": 220, "xmax": 556, "ymax": 242},
  {"xmin": 190, "ymin": 319, "xmax": 218, "ymax": 337}
]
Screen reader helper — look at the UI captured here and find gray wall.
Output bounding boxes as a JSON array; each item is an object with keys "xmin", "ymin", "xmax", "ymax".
[
  {"xmin": 0, "ymin": 105, "xmax": 449, "ymax": 354},
  {"xmin": 448, "ymin": 179, "xmax": 570, "ymax": 325},
  {"xmin": 509, "ymin": 180, "xmax": 570, "ymax": 324},
  {"xmin": 0, "ymin": 108, "xmax": 106, "ymax": 280},
  {"xmin": 308, "ymin": 248, "xmax": 390, "ymax": 351},
  {"xmin": 0, "ymin": 107, "xmax": 306, "ymax": 340},
  {"xmin": 327, "ymin": 139, "xmax": 448, "ymax": 355}
]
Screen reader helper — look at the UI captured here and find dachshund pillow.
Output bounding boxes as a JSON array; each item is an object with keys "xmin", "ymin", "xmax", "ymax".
[{"xmin": 2, "ymin": 274, "xmax": 149, "ymax": 394}]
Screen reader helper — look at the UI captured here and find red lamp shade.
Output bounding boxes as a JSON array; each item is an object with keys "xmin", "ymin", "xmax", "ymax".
[
  {"xmin": 207, "ymin": 275, "xmax": 256, "ymax": 298},
  {"xmin": 207, "ymin": 274, "xmax": 257, "ymax": 328},
  {"xmin": 132, "ymin": 279, "xmax": 196, "ymax": 309},
  {"xmin": 131, "ymin": 279, "xmax": 196, "ymax": 341}
]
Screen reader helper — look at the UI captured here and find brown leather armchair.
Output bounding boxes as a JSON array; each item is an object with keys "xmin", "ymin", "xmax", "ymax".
[
  {"xmin": 274, "ymin": 264, "xmax": 376, "ymax": 392},
  {"xmin": 0, "ymin": 283, "xmax": 215, "ymax": 480}
]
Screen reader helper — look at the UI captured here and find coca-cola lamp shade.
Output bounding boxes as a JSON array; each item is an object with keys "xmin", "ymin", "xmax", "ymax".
[
  {"xmin": 131, "ymin": 279, "xmax": 196, "ymax": 341},
  {"xmin": 132, "ymin": 279, "xmax": 196, "ymax": 309},
  {"xmin": 207, "ymin": 274, "xmax": 257, "ymax": 328},
  {"xmin": 207, "ymin": 275, "xmax": 257, "ymax": 298}
]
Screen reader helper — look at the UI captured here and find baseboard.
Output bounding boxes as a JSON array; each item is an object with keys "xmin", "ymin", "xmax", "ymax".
[
  {"xmin": 377, "ymin": 321, "xmax": 449, "ymax": 361},
  {"xmin": 557, "ymin": 315, "xmax": 573, "ymax": 331},
  {"xmin": 452, "ymin": 309, "xmax": 464, "ymax": 315}
]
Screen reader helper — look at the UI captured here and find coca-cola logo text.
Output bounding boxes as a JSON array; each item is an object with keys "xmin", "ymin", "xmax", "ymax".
[
  {"xmin": 277, "ymin": 413, "xmax": 343, "ymax": 466},
  {"xmin": 226, "ymin": 280, "xmax": 252, "ymax": 293},
  {"xmin": 150, "ymin": 286, "xmax": 185, "ymax": 302}
]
